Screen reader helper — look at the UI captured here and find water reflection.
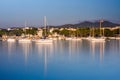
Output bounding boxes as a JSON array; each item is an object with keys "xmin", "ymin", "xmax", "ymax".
[
  {"xmin": 1, "ymin": 40, "xmax": 120, "ymax": 80},
  {"xmin": 100, "ymin": 42, "xmax": 105, "ymax": 62},
  {"xmin": 35, "ymin": 43, "xmax": 53, "ymax": 75},
  {"xmin": 119, "ymin": 40, "xmax": 120, "ymax": 53},
  {"xmin": 68, "ymin": 41, "xmax": 82, "ymax": 58},
  {"xmin": 90, "ymin": 41, "xmax": 105, "ymax": 63},
  {"xmin": 7, "ymin": 42, "xmax": 16, "ymax": 57},
  {"xmin": 19, "ymin": 43, "xmax": 32, "ymax": 63},
  {"xmin": 90, "ymin": 41, "xmax": 95, "ymax": 59},
  {"xmin": 105, "ymin": 40, "xmax": 120, "ymax": 55},
  {"xmin": 54, "ymin": 40, "xmax": 65, "ymax": 55}
]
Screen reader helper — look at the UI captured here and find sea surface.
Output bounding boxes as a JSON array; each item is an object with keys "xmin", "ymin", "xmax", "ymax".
[{"xmin": 0, "ymin": 40, "xmax": 120, "ymax": 80}]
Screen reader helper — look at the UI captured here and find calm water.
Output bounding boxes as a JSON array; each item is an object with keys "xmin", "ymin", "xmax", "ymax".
[{"xmin": 0, "ymin": 40, "xmax": 120, "ymax": 80}]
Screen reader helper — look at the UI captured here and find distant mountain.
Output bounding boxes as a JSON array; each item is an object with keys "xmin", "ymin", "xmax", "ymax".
[
  {"xmin": 56, "ymin": 20, "xmax": 120, "ymax": 28},
  {"xmin": 76, "ymin": 21, "xmax": 93, "ymax": 27},
  {"xmin": 93, "ymin": 21, "xmax": 120, "ymax": 27}
]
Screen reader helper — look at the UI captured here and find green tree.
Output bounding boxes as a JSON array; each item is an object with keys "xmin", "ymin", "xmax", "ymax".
[
  {"xmin": 59, "ymin": 29, "xmax": 69, "ymax": 37},
  {"xmin": 52, "ymin": 29, "xmax": 60, "ymax": 34},
  {"xmin": 26, "ymin": 28, "xmax": 38, "ymax": 35},
  {"xmin": 7, "ymin": 29, "xmax": 24, "ymax": 36}
]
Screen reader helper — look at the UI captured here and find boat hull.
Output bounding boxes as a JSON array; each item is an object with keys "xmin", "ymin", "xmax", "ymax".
[
  {"xmin": 7, "ymin": 39, "xmax": 16, "ymax": 42},
  {"xmin": 90, "ymin": 38, "xmax": 105, "ymax": 42},
  {"xmin": 35, "ymin": 39, "xmax": 53, "ymax": 44},
  {"xmin": 18, "ymin": 39, "xmax": 31, "ymax": 43}
]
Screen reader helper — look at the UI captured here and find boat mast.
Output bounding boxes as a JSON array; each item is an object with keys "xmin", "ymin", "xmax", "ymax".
[
  {"xmin": 44, "ymin": 16, "xmax": 47, "ymax": 37},
  {"xmin": 100, "ymin": 19, "xmax": 103, "ymax": 37},
  {"xmin": 25, "ymin": 21, "xmax": 27, "ymax": 37}
]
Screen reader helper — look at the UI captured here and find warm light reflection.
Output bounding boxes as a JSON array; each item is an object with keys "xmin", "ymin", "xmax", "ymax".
[
  {"xmin": 119, "ymin": 40, "xmax": 120, "ymax": 53},
  {"xmin": 58, "ymin": 40, "xmax": 64, "ymax": 55},
  {"xmin": 115, "ymin": 40, "xmax": 120, "ymax": 53},
  {"xmin": 90, "ymin": 41, "xmax": 105, "ymax": 63},
  {"xmin": 19, "ymin": 43, "xmax": 31, "ymax": 63},
  {"xmin": 68, "ymin": 41, "xmax": 82, "ymax": 58},
  {"xmin": 69, "ymin": 41, "xmax": 72, "ymax": 57},
  {"xmin": 90, "ymin": 42, "xmax": 95, "ymax": 60},
  {"xmin": 35, "ymin": 43, "xmax": 53, "ymax": 75},
  {"xmin": 7, "ymin": 42, "xmax": 16, "ymax": 56},
  {"xmin": 100, "ymin": 42, "xmax": 105, "ymax": 63}
]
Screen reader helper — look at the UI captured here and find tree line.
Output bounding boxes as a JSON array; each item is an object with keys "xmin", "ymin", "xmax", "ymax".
[{"xmin": 0, "ymin": 27, "xmax": 120, "ymax": 37}]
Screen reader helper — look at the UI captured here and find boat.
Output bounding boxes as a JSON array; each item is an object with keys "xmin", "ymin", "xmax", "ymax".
[
  {"xmin": 72, "ymin": 38, "xmax": 82, "ymax": 41},
  {"xmin": 7, "ymin": 38, "xmax": 16, "ymax": 42},
  {"xmin": 116, "ymin": 37, "xmax": 120, "ymax": 40},
  {"xmin": 89, "ymin": 20, "xmax": 105, "ymax": 42},
  {"xmin": 18, "ymin": 21, "xmax": 32, "ymax": 43},
  {"xmin": 18, "ymin": 38, "xmax": 31, "ymax": 43},
  {"xmin": 65, "ymin": 37, "xmax": 72, "ymax": 40},
  {"xmin": 90, "ymin": 37, "xmax": 105, "ymax": 42},
  {"xmin": 66, "ymin": 28, "xmax": 81, "ymax": 41},
  {"xmin": 35, "ymin": 39, "xmax": 53, "ymax": 43},
  {"xmin": 35, "ymin": 16, "xmax": 53, "ymax": 44},
  {"xmin": 65, "ymin": 37, "xmax": 82, "ymax": 41}
]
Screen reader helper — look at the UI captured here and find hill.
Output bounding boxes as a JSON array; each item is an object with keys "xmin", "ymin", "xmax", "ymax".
[{"xmin": 53, "ymin": 20, "xmax": 120, "ymax": 28}]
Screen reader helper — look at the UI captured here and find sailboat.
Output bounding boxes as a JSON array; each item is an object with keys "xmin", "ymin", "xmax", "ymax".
[
  {"xmin": 65, "ymin": 28, "xmax": 81, "ymax": 41},
  {"xmin": 35, "ymin": 16, "xmax": 53, "ymax": 44},
  {"xmin": 71, "ymin": 28, "xmax": 82, "ymax": 41},
  {"xmin": 18, "ymin": 21, "xmax": 31, "ymax": 43},
  {"xmin": 90, "ymin": 20, "xmax": 105, "ymax": 42},
  {"xmin": 7, "ymin": 38, "xmax": 16, "ymax": 42}
]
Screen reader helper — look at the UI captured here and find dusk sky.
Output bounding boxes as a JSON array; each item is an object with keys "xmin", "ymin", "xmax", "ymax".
[{"xmin": 0, "ymin": 0, "xmax": 120, "ymax": 28}]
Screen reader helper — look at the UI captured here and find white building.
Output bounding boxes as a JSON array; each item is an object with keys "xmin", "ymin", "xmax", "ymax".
[{"xmin": 37, "ymin": 29, "xmax": 43, "ymax": 37}]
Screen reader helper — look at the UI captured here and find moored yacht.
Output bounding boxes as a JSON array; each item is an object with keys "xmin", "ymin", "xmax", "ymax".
[
  {"xmin": 116, "ymin": 37, "xmax": 120, "ymax": 40},
  {"xmin": 90, "ymin": 37, "xmax": 105, "ymax": 42},
  {"xmin": 18, "ymin": 38, "xmax": 31, "ymax": 43},
  {"xmin": 35, "ymin": 38, "xmax": 53, "ymax": 43},
  {"xmin": 7, "ymin": 38, "xmax": 16, "ymax": 42},
  {"xmin": 71, "ymin": 37, "xmax": 82, "ymax": 41},
  {"xmin": 65, "ymin": 37, "xmax": 72, "ymax": 40},
  {"xmin": 35, "ymin": 16, "xmax": 53, "ymax": 44},
  {"xmin": 65, "ymin": 37, "xmax": 82, "ymax": 41},
  {"xmin": 89, "ymin": 20, "xmax": 106, "ymax": 42}
]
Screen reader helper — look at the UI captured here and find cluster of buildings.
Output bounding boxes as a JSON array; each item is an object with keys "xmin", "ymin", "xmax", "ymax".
[{"xmin": 0, "ymin": 26, "xmax": 120, "ymax": 40}]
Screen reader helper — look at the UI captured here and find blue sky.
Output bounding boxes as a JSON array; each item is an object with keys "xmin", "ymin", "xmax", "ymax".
[{"xmin": 0, "ymin": 0, "xmax": 120, "ymax": 28}]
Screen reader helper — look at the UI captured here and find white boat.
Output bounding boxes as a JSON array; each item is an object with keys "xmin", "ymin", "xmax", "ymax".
[
  {"xmin": 35, "ymin": 39, "xmax": 53, "ymax": 44},
  {"xmin": 71, "ymin": 38, "xmax": 82, "ymax": 41},
  {"xmin": 7, "ymin": 38, "xmax": 16, "ymax": 42},
  {"xmin": 35, "ymin": 16, "xmax": 53, "ymax": 44},
  {"xmin": 66, "ymin": 37, "xmax": 72, "ymax": 40},
  {"xmin": 116, "ymin": 37, "xmax": 120, "ymax": 40},
  {"xmin": 66, "ymin": 37, "xmax": 82, "ymax": 41},
  {"xmin": 89, "ymin": 20, "xmax": 105, "ymax": 42},
  {"xmin": 85, "ymin": 37, "xmax": 93, "ymax": 40},
  {"xmin": 48, "ymin": 38, "xmax": 57, "ymax": 40},
  {"xmin": 108, "ymin": 37, "xmax": 116, "ymax": 40},
  {"xmin": 18, "ymin": 38, "xmax": 31, "ymax": 43},
  {"xmin": 90, "ymin": 37, "xmax": 105, "ymax": 42},
  {"xmin": 52, "ymin": 38, "xmax": 58, "ymax": 40}
]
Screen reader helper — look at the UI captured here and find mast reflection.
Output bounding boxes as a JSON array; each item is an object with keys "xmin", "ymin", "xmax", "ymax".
[
  {"xmin": 19, "ymin": 43, "xmax": 32, "ymax": 63},
  {"xmin": 7, "ymin": 42, "xmax": 16, "ymax": 56},
  {"xmin": 90, "ymin": 41, "xmax": 95, "ymax": 60},
  {"xmin": 68, "ymin": 40, "xmax": 82, "ymax": 58},
  {"xmin": 90, "ymin": 41, "xmax": 105, "ymax": 63},
  {"xmin": 35, "ymin": 43, "xmax": 53, "ymax": 75},
  {"xmin": 100, "ymin": 42, "xmax": 105, "ymax": 63}
]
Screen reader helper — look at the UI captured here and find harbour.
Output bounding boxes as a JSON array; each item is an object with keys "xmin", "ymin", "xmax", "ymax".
[{"xmin": 0, "ymin": 0, "xmax": 120, "ymax": 80}]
